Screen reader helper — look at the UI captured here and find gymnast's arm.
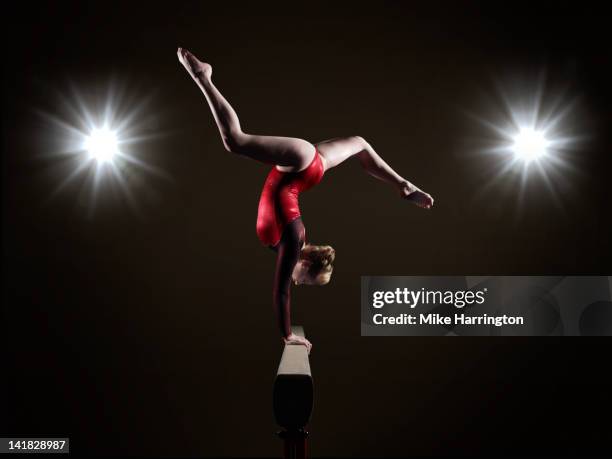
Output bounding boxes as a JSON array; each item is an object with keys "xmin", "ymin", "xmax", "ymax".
[
  {"xmin": 272, "ymin": 219, "xmax": 302, "ymax": 338},
  {"xmin": 272, "ymin": 218, "xmax": 311, "ymax": 351}
]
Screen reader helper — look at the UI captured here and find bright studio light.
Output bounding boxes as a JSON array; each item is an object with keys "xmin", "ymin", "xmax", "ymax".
[
  {"xmin": 84, "ymin": 126, "xmax": 118, "ymax": 163},
  {"xmin": 512, "ymin": 127, "xmax": 549, "ymax": 163},
  {"xmin": 38, "ymin": 81, "xmax": 170, "ymax": 215},
  {"xmin": 468, "ymin": 73, "xmax": 585, "ymax": 213}
]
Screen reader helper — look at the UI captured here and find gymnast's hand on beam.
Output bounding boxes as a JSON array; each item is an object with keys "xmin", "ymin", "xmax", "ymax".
[{"xmin": 283, "ymin": 333, "xmax": 312, "ymax": 354}]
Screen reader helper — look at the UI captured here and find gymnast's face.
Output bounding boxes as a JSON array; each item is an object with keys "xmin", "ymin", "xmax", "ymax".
[{"xmin": 292, "ymin": 244, "xmax": 335, "ymax": 286}]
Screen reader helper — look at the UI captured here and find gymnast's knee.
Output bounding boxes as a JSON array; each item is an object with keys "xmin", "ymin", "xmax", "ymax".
[
  {"xmin": 350, "ymin": 135, "xmax": 369, "ymax": 148},
  {"xmin": 222, "ymin": 131, "xmax": 249, "ymax": 155}
]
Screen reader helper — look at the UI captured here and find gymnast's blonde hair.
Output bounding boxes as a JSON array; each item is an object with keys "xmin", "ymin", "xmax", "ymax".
[{"xmin": 294, "ymin": 244, "xmax": 336, "ymax": 285}]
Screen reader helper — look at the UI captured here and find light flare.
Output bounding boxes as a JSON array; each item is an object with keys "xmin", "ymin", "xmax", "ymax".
[
  {"xmin": 83, "ymin": 126, "xmax": 119, "ymax": 163},
  {"xmin": 37, "ymin": 81, "xmax": 170, "ymax": 216},
  {"xmin": 511, "ymin": 127, "xmax": 549, "ymax": 163}
]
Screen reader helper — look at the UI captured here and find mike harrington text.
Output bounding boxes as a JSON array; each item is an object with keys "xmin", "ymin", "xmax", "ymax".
[{"xmin": 372, "ymin": 313, "xmax": 524, "ymax": 327}]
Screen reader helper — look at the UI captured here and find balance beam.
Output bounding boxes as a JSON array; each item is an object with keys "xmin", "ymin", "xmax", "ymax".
[{"xmin": 273, "ymin": 325, "xmax": 313, "ymax": 430}]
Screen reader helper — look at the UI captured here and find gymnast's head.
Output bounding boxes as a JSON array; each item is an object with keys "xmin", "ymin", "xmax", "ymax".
[{"xmin": 292, "ymin": 244, "xmax": 336, "ymax": 286}]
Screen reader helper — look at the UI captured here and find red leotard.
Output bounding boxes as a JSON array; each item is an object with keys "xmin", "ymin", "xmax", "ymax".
[{"xmin": 256, "ymin": 150, "xmax": 325, "ymax": 247}]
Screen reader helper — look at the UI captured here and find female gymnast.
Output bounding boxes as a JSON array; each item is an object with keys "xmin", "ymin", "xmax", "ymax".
[{"xmin": 177, "ymin": 48, "xmax": 434, "ymax": 353}]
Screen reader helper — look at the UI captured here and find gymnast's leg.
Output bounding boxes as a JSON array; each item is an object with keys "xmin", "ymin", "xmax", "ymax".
[
  {"xmin": 316, "ymin": 136, "xmax": 434, "ymax": 209},
  {"xmin": 177, "ymin": 48, "xmax": 315, "ymax": 172}
]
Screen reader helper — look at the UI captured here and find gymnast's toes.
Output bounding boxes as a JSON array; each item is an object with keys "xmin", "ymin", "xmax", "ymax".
[{"xmin": 177, "ymin": 47, "xmax": 212, "ymax": 79}]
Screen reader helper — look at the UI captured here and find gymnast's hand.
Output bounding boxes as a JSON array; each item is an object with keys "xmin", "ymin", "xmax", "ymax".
[{"xmin": 283, "ymin": 333, "xmax": 312, "ymax": 354}]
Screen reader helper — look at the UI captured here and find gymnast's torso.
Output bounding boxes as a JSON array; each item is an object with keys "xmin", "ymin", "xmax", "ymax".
[{"xmin": 256, "ymin": 150, "xmax": 325, "ymax": 248}]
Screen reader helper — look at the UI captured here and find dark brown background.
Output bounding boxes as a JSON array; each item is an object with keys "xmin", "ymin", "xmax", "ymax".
[{"xmin": 3, "ymin": 1, "xmax": 611, "ymax": 457}]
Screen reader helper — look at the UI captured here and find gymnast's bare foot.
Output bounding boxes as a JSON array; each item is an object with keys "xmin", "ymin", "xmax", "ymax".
[
  {"xmin": 177, "ymin": 47, "xmax": 212, "ymax": 82},
  {"xmin": 399, "ymin": 181, "xmax": 434, "ymax": 209}
]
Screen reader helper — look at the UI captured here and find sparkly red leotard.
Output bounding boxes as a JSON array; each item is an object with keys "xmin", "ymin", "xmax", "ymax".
[{"xmin": 256, "ymin": 150, "xmax": 325, "ymax": 247}]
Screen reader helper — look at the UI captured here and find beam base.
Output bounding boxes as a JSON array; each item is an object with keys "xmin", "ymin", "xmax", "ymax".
[{"xmin": 277, "ymin": 428, "xmax": 308, "ymax": 459}]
